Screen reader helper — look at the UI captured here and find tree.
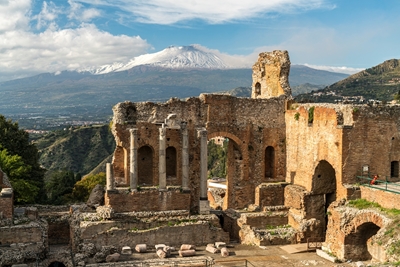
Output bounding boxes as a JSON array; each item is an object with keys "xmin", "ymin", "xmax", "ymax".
[
  {"xmin": 0, "ymin": 115, "xmax": 45, "ymax": 203},
  {"xmin": 0, "ymin": 148, "xmax": 39, "ymax": 203},
  {"xmin": 71, "ymin": 172, "xmax": 106, "ymax": 202},
  {"xmin": 45, "ymin": 170, "xmax": 78, "ymax": 205}
]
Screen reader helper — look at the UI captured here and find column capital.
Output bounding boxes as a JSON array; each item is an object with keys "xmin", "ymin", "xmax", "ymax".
[{"xmin": 197, "ymin": 128, "xmax": 207, "ymax": 138}]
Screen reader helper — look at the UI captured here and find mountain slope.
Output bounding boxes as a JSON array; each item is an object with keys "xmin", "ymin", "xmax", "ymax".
[
  {"xmin": 36, "ymin": 125, "xmax": 115, "ymax": 175},
  {"xmin": 88, "ymin": 45, "xmax": 230, "ymax": 74},
  {"xmin": 295, "ymin": 59, "xmax": 400, "ymax": 103}
]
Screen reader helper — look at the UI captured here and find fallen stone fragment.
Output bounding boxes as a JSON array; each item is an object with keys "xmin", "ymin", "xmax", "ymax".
[
  {"xmin": 215, "ymin": 242, "xmax": 226, "ymax": 249},
  {"xmin": 155, "ymin": 244, "xmax": 166, "ymax": 250},
  {"xmin": 206, "ymin": 246, "xmax": 219, "ymax": 254},
  {"xmin": 156, "ymin": 249, "xmax": 167, "ymax": 258},
  {"xmin": 221, "ymin": 247, "xmax": 229, "ymax": 257},
  {"xmin": 180, "ymin": 244, "xmax": 196, "ymax": 251},
  {"xmin": 106, "ymin": 253, "xmax": 120, "ymax": 262},
  {"xmin": 163, "ymin": 246, "xmax": 172, "ymax": 257},
  {"xmin": 135, "ymin": 244, "xmax": 147, "ymax": 253},
  {"xmin": 179, "ymin": 249, "xmax": 196, "ymax": 257},
  {"xmin": 121, "ymin": 246, "xmax": 132, "ymax": 255}
]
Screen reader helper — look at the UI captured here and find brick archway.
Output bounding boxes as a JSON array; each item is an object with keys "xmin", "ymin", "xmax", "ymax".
[
  {"xmin": 207, "ymin": 131, "xmax": 245, "ymax": 209},
  {"xmin": 343, "ymin": 212, "xmax": 386, "ymax": 261}
]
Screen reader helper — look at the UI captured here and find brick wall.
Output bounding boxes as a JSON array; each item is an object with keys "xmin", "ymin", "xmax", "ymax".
[
  {"xmin": 360, "ymin": 186, "xmax": 400, "ymax": 209},
  {"xmin": 254, "ymin": 183, "xmax": 287, "ymax": 207},
  {"xmin": 105, "ymin": 189, "xmax": 191, "ymax": 213},
  {"xmin": 0, "ymin": 193, "xmax": 13, "ymax": 219}
]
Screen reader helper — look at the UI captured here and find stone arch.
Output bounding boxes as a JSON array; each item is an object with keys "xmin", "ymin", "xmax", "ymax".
[
  {"xmin": 312, "ymin": 160, "xmax": 336, "ymax": 196},
  {"xmin": 138, "ymin": 145, "xmax": 154, "ymax": 185},
  {"xmin": 207, "ymin": 131, "xmax": 244, "ymax": 209},
  {"xmin": 264, "ymin": 146, "xmax": 275, "ymax": 178},
  {"xmin": 343, "ymin": 212, "xmax": 386, "ymax": 261}
]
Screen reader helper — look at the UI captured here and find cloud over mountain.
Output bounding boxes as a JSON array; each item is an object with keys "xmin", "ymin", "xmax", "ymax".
[{"xmin": 0, "ymin": 0, "xmax": 150, "ymax": 82}]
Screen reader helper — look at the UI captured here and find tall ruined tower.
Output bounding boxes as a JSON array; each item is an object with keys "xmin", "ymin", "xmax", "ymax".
[{"xmin": 251, "ymin": 50, "xmax": 292, "ymax": 99}]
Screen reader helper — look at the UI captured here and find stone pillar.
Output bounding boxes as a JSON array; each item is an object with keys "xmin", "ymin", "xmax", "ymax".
[
  {"xmin": 106, "ymin": 163, "xmax": 114, "ymax": 191},
  {"xmin": 198, "ymin": 129, "xmax": 210, "ymax": 214},
  {"xmin": 181, "ymin": 122, "xmax": 190, "ymax": 191},
  {"xmin": 159, "ymin": 124, "xmax": 167, "ymax": 190},
  {"xmin": 129, "ymin": 128, "xmax": 138, "ymax": 190}
]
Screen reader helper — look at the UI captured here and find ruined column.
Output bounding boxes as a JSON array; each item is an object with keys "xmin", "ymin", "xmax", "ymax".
[
  {"xmin": 130, "ymin": 128, "xmax": 138, "ymax": 190},
  {"xmin": 106, "ymin": 163, "xmax": 115, "ymax": 190},
  {"xmin": 198, "ymin": 129, "xmax": 208, "ymax": 199},
  {"xmin": 198, "ymin": 129, "xmax": 210, "ymax": 214},
  {"xmin": 159, "ymin": 124, "xmax": 167, "ymax": 190},
  {"xmin": 181, "ymin": 122, "xmax": 190, "ymax": 191}
]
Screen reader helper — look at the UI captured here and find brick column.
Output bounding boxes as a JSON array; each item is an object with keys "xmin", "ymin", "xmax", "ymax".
[
  {"xmin": 181, "ymin": 122, "xmax": 190, "ymax": 191},
  {"xmin": 159, "ymin": 124, "xmax": 167, "ymax": 190},
  {"xmin": 129, "ymin": 128, "xmax": 138, "ymax": 190}
]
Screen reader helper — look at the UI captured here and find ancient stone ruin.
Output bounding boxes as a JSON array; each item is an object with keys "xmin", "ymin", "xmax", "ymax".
[{"xmin": 2, "ymin": 50, "xmax": 400, "ymax": 266}]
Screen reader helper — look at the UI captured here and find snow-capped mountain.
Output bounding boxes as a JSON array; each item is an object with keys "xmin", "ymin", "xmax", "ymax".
[{"xmin": 87, "ymin": 45, "xmax": 230, "ymax": 75}]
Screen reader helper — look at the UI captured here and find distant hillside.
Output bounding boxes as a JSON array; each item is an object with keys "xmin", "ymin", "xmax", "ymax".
[
  {"xmin": 0, "ymin": 65, "xmax": 347, "ymax": 119},
  {"xmin": 36, "ymin": 125, "xmax": 115, "ymax": 176},
  {"xmin": 295, "ymin": 59, "xmax": 400, "ymax": 103}
]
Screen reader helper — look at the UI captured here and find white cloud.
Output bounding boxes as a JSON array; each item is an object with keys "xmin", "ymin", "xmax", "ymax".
[
  {"xmin": 303, "ymin": 64, "xmax": 364, "ymax": 75},
  {"xmin": 76, "ymin": 0, "xmax": 334, "ymax": 25},
  {"xmin": 0, "ymin": 0, "xmax": 151, "ymax": 82},
  {"xmin": 0, "ymin": 0, "xmax": 31, "ymax": 32},
  {"xmin": 68, "ymin": 0, "xmax": 101, "ymax": 22}
]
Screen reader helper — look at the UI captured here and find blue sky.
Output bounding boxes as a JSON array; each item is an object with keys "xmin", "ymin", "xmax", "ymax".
[{"xmin": 0, "ymin": 0, "xmax": 399, "ymax": 81}]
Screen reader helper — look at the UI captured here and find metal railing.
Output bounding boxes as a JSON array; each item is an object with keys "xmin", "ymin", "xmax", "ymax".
[{"xmin": 357, "ymin": 174, "xmax": 400, "ymax": 194}]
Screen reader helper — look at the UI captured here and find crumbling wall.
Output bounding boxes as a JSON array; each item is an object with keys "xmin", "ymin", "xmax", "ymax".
[
  {"xmin": 111, "ymin": 94, "xmax": 287, "ymax": 212},
  {"xmin": 105, "ymin": 188, "xmax": 190, "ymax": 213},
  {"xmin": 251, "ymin": 50, "xmax": 292, "ymax": 99},
  {"xmin": 342, "ymin": 105, "xmax": 400, "ymax": 184}
]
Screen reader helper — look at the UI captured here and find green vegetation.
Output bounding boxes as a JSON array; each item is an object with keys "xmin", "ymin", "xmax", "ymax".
[
  {"xmin": 0, "ymin": 115, "xmax": 45, "ymax": 203},
  {"xmin": 348, "ymin": 199, "xmax": 400, "ymax": 216},
  {"xmin": 308, "ymin": 106, "xmax": 315, "ymax": 123},
  {"xmin": 36, "ymin": 125, "xmax": 115, "ymax": 175},
  {"xmin": 295, "ymin": 59, "xmax": 400, "ymax": 103},
  {"xmin": 207, "ymin": 139, "xmax": 228, "ymax": 178},
  {"xmin": 71, "ymin": 172, "xmax": 106, "ymax": 202},
  {"xmin": 294, "ymin": 112, "xmax": 300, "ymax": 121}
]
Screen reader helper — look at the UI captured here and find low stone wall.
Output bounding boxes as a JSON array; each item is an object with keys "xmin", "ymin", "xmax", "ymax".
[
  {"xmin": 254, "ymin": 183, "xmax": 287, "ymax": 208},
  {"xmin": 0, "ymin": 222, "xmax": 44, "ymax": 245},
  {"xmin": 105, "ymin": 188, "xmax": 191, "ymax": 212},
  {"xmin": 238, "ymin": 211, "xmax": 288, "ymax": 229},
  {"xmin": 77, "ymin": 216, "xmax": 228, "ymax": 250},
  {"xmin": 360, "ymin": 185, "xmax": 400, "ymax": 209}
]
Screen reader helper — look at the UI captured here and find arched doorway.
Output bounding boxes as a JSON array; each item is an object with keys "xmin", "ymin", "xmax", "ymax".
[
  {"xmin": 344, "ymin": 222, "xmax": 381, "ymax": 260},
  {"xmin": 138, "ymin": 145, "xmax": 153, "ymax": 185},
  {"xmin": 48, "ymin": 262, "xmax": 66, "ymax": 267},
  {"xmin": 265, "ymin": 146, "xmax": 275, "ymax": 178},
  {"xmin": 207, "ymin": 133, "xmax": 244, "ymax": 210},
  {"xmin": 312, "ymin": 160, "xmax": 336, "ymax": 232}
]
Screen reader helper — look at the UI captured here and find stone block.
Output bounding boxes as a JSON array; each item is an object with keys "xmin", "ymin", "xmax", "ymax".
[
  {"xmin": 105, "ymin": 253, "xmax": 120, "ymax": 262},
  {"xmin": 121, "ymin": 246, "xmax": 132, "ymax": 255},
  {"xmin": 220, "ymin": 247, "xmax": 229, "ymax": 257},
  {"xmin": 180, "ymin": 244, "xmax": 195, "ymax": 251},
  {"xmin": 135, "ymin": 244, "xmax": 147, "ymax": 253},
  {"xmin": 179, "ymin": 249, "xmax": 196, "ymax": 257},
  {"xmin": 199, "ymin": 200, "xmax": 210, "ymax": 214}
]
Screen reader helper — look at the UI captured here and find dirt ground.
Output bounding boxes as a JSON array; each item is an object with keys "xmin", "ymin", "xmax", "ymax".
[{"xmin": 111, "ymin": 243, "xmax": 378, "ymax": 267}]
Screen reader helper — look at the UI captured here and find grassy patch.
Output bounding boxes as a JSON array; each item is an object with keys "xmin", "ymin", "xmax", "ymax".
[{"xmin": 348, "ymin": 199, "xmax": 400, "ymax": 216}]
